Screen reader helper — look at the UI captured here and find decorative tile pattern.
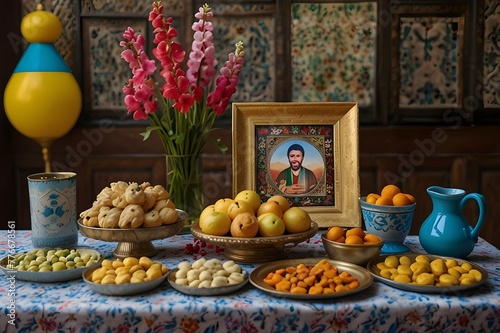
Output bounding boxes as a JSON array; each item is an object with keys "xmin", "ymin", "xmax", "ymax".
[
  {"xmin": 484, "ymin": 0, "xmax": 500, "ymax": 107},
  {"xmin": 22, "ymin": 0, "xmax": 78, "ymax": 72},
  {"xmin": 399, "ymin": 17, "xmax": 462, "ymax": 107},
  {"xmin": 210, "ymin": 4, "xmax": 276, "ymax": 103},
  {"xmin": 83, "ymin": 18, "xmax": 148, "ymax": 113},
  {"xmin": 80, "ymin": 0, "xmax": 183, "ymax": 15},
  {"xmin": 290, "ymin": 2, "xmax": 377, "ymax": 108}
]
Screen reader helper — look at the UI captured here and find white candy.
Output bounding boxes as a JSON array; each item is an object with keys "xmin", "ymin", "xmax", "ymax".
[
  {"xmin": 189, "ymin": 279, "xmax": 201, "ymax": 288},
  {"xmin": 192, "ymin": 258, "xmax": 207, "ymax": 269},
  {"xmin": 198, "ymin": 280, "xmax": 212, "ymax": 288},
  {"xmin": 175, "ymin": 269, "xmax": 188, "ymax": 279},
  {"xmin": 186, "ymin": 269, "xmax": 200, "ymax": 283},
  {"xmin": 228, "ymin": 272, "xmax": 246, "ymax": 284},
  {"xmin": 222, "ymin": 260, "xmax": 241, "ymax": 274},
  {"xmin": 177, "ymin": 261, "xmax": 191, "ymax": 271},
  {"xmin": 199, "ymin": 270, "xmax": 212, "ymax": 281},
  {"xmin": 213, "ymin": 269, "xmax": 230, "ymax": 277},
  {"xmin": 175, "ymin": 278, "xmax": 188, "ymax": 286},
  {"xmin": 211, "ymin": 275, "xmax": 229, "ymax": 287}
]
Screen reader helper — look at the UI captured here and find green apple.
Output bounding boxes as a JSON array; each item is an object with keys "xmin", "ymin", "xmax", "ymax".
[
  {"xmin": 234, "ymin": 189, "xmax": 261, "ymax": 213},
  {"xmin": 282, "ymin": 207, "xmax": 311, "ymax": 233},
  {"xmin": 257, "ymin": 212, "xmax": 285, "ymax": 237}
]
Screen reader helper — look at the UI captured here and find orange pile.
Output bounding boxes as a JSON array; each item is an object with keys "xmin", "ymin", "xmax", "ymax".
[
  {"xmin": 326, "ymin": 226, "xmax": 381, "ymax": 245},
  {"xmin": 366, "ymin": 184, "xmax": 416, "ymax": 206}
]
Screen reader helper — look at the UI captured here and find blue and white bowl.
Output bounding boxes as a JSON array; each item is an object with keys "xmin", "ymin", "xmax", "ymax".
[{"xmin": 360, "ymin": 197, "xmax": 416, "ymax": 254}]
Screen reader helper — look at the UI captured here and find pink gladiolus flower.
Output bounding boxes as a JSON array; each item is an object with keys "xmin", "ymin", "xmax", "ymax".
[{"xmin": 120, "ymin": 2, "xmax": 244, "ymax": 161}]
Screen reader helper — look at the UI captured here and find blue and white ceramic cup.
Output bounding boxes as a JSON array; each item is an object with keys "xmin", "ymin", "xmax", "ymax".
[{"xmin": 27, "ymin": 172, "xmax": 78, "ymax": 248}]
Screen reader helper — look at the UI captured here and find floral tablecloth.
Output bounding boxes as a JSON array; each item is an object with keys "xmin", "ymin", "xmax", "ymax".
[{"xmin": 1, "ymin": 230, "xmax": 499, "ymax": 333}]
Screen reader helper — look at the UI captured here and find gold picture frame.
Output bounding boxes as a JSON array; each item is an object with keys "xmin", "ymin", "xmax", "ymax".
[{"xmin": 232, "ymin": 102, "xmax": 360, "ymax": 228}]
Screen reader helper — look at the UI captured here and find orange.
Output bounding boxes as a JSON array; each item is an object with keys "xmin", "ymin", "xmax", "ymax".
[
  {"xmin": 346, "ymin": 227, "xmax": 365, "ymax": 239},
  {"xmin": 393, "ymin": 193, "xmax": 412, "ymax": 206},
  {"xmin": 380, "ymin": 184, "xmax": 401, "ymax": 199},
  {"xmin": 404, "ymin": 193, "xmax": 416, "ymax": 204},
  {"xmin": 326, "ymin": 226, "xmax": 344, "ymax": 242},
  {"xmin": 364, "ymin": 234, "xmax": 382, "ymax": 244},
  {"xmin": 375, "ymin": 196, "xmax": 393, "ymax": 206},
  {"xmin": 345, "ymin": 235, "xmax": 364, "ymax": 244},
  {"xmin": 366, "ymin": 193, "xmax": 380, "ymax": 204},
  {"xmin": 334, "ymin": 236, "xmax": 346, "ymax": 243}
]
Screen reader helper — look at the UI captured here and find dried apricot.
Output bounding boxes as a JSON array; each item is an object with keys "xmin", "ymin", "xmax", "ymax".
[
  {"xmin": 345, "ymin": 235, "xmax": 364, "ymax": 245},
  {"xmin": 326, "ymin": 226, "xmax": 344, "ymax": 242},
  {"xmin": 346, "ymin": 227, "xmax": 365, "ymax": 239},
  {"xmin": 375, "ymin": 196, "xmax": 393, "ymax": 206}
]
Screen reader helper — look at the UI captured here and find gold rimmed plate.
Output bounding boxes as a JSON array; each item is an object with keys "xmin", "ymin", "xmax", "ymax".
[
  {"xmin": 191, "ymin": 221, "xmax": 319, "ymax": 263},
  {"xmin": 367, "ymin": 253, "xmax": 488, "ymax": 293},
  {"xmin": 0, "ymin": 247, "xmax": 103, "ymax": 283},
  {"xmin": 78, "ymin": 209, "xmax": 187, "ymax": 258},
  {"xmin": 167, "ymin": 268, "xmax": 249, "ymax": 296},
  {"xmin": 249, "ymin": 258, "xmax": 373, "ymax": 299}
]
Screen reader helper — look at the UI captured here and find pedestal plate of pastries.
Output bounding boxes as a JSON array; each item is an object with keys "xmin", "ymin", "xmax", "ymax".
[{"xmin": 78, "ymin": 181, "xmax": 186, "ymax": 258}]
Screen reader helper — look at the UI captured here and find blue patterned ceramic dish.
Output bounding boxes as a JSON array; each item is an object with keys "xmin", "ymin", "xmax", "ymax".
[{"xmin": 360, "ymin": 197, "xmax": 416, "ymax": 254}]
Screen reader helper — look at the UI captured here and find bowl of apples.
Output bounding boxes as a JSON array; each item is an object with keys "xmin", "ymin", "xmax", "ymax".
[{"xmin": 190, "ymin": 190, "xmax": 318, "ymax": 263}]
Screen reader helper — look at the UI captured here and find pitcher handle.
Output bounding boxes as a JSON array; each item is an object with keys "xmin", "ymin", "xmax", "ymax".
[{"xmin": 460, "ymin": 193, "xmax": 487, "ymax": 242}]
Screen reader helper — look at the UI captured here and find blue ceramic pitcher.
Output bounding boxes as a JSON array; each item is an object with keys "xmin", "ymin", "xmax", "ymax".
[{"xmin": 419, "ymin": 186, "xmax": 486, "ymax": 258}]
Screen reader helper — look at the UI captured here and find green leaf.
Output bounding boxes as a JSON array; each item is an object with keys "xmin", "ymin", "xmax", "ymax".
[
  {"xmin": 209, "ymin": 138, "xmax": 228, "ymax": 154},
  {"xmin": 140, "ymin": 126, "xmax": 161, "ymax": 141}
]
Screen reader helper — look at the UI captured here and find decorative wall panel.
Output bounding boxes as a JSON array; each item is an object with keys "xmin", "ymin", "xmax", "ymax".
[
  {"xmin": 484, "ymin": 0, "xmax": 500, "ymax": 108},
  {"xmin": 80, "ymin": 0, "xmax": 184, "ymax": 15},
  {"xmin": 290, "ymin": 2, "xmax": 377, "ymax": 109},
  {"xmin": 22, "ymin": 0, "xmax": 78, "ymax": 72},
  {"xmin": 209, "ymin": 4, "xmax": 276, "ymax": 104},
  {"xmin": 399, "ymin": 17, "xmax": 462, "ymax": 108},
  {"xmin": 82, "ymin": 18, "xmax": 148, "ymax": 115}
]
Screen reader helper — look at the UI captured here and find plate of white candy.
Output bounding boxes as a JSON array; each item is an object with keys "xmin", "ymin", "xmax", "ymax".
[{"xmin": 167, "ymin": 257, "xmax": 248, "ymax": 296}]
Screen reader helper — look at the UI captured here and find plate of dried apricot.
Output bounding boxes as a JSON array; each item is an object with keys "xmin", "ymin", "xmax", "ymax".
[
  {"xmin": 367, "ymin": 253, "xmax": 488, "ymax": 293},
  {"xmin": 249, "ymin": 258, "xmax": 373, "ymax": 299}
]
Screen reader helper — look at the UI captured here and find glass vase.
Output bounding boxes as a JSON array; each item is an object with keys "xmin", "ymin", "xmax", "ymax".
[{"xmin": 165, "ymin": 154, "xmax": 204, "ymax": 223}]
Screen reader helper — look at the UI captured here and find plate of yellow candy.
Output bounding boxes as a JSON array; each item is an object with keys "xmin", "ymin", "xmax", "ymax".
[
  {"xmin": 83, "ymin": 256, "xmax": 169, "ymax": 296},
  {"xmin": 367, "ymin": 253, "xmax": 488, "ymax": 293}
]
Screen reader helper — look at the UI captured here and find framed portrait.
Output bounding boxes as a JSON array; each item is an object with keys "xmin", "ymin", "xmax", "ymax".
[{"xmin": 232, "ymin": 102, "xmax": 360, "ymax": 228}]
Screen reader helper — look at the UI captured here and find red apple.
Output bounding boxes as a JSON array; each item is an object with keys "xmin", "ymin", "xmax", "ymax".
[
  {"xmin": 282, "ymin": 207, "xmax": 311, "ymax": 233},
  {"xmin": 257, "ymin": 212, "xmax": 285, "ymax": 237}
]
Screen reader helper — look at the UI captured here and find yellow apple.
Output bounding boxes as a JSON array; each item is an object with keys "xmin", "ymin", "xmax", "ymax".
[
  {"xmin": 256, "ymin": 201, "xmax": 283, "ymax": 218},
  {"xmin": 234, "ymin": 189, "xmax": 262, "ymax": 213},
  {"xmin": 199, "ymin": 211, "xmax": 231, "ymax": 236},
  {"xmin": 227, "ymin": 200, "xmax": 254, "ymax": 220},
  {"xmin": 230, "ymin": 212, "xmax": 259, "ymax": 238},
  {"xmin": 213, "ymin": 198, "xmax": 235, "ymax": 214},
  {"xmin": 282, "ymin": 207, "xmax": 311, "ymax": 233},
  {"xmin": 199, "ymin": 205, "xmax": 215, "ymax": 225},
  {"xmin": 267, "ymin": 195, "xmax": 291, "ymax": 214},
  {"xmin": 257, "ymin": 213, "xmax": 285, "ymax": 237}
]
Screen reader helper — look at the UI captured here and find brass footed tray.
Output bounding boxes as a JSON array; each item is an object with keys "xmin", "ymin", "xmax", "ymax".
[
  {"xmin": 78, "ymin": 209, "xmax": 187, "ymax": 258},
  {"xmin": 191, "ymin": 221, "xmax": 319, "ymax": 263}
]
